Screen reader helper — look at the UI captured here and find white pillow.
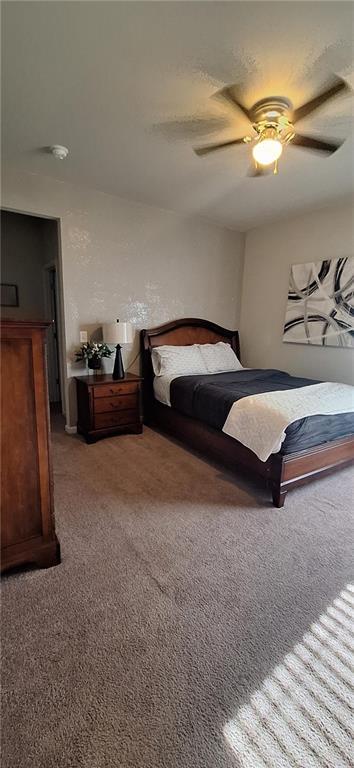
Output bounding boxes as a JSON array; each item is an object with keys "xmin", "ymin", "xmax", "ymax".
[
  {"xmin": 198, "ymin": 342, "xmax": 242, "ymax": 374},
  {"xmin": 152, "ymin": 344, "xmax": 207, "ymax": 377}
]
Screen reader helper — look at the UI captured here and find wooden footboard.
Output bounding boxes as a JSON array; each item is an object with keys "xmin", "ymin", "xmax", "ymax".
[{"xmin": 270, "ymin": 435, "xmax": 354, "ymax": 507}]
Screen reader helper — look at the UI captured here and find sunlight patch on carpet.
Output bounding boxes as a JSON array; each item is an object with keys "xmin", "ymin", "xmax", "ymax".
[{"xmin": 224, "ymin": 585, "xmax": 354, "ymax": 767}]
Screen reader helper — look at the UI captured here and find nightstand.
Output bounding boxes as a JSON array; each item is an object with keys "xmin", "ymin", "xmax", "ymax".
[{"xmin": 75, "ymin": 373, "xmax": 143, "ymax": 443}]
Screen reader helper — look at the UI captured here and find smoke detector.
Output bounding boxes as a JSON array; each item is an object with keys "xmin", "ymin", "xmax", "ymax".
[{"xmin": 50, "ymin": 145, "xmax": 69, "ymax": 160}]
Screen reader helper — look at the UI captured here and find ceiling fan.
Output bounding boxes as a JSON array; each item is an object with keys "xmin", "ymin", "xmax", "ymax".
[{"xmin": 193, "ymin": 76, "xmax": 350, "ymax": 176}]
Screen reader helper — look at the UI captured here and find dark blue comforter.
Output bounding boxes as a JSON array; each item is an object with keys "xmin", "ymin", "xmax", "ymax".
[{"xmin": 170, "ymin": 369, "xmax": 354, "ymax": 455}]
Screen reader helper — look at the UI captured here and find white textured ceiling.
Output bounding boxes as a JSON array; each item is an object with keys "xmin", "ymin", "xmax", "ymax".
[{"xmin": 2, "ymin": 1, "xmax": 354, "ymax": 230}]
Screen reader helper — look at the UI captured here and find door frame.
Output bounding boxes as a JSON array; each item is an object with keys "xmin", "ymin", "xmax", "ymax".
[{"xmin": 43, "ymin": 262, "xmax": 63, "ymax": 408}]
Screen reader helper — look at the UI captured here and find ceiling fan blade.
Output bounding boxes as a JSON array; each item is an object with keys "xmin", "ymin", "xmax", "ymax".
[
  {"xmin": 292, "ymin": 77, "xmax": 349, "ymax": 124},
  {"xmin": 218, "ymin": 85, "xmax": 252, "ymax": 122},
  {"xmin": 194, "ymin": 137, "xmax": 246, "ymax": 156},
  {"xmin": 292, "ymin": 133, "xmax": 343, "ymax": 154},
  {"xmin": 154, "ymin": 115, "xmax": 231, "ymax": 139}
]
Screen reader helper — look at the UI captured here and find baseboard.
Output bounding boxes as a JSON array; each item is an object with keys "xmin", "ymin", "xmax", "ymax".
[{"xmin": 65, "ymin": 424, "xmax": 77, "ymax": 435}]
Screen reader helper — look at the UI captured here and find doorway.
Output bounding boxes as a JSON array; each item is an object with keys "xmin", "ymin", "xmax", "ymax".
[{"xmin": 1, "ymin": 209, "xmax": 65, "ymax": 416}]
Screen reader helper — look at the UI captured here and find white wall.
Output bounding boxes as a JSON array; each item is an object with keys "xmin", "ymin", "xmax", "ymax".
[
  {"xmin": 240, "ymin": 200, "xmax": 354, "ymax": 385},
  {"xmin": 2, "ymin": 169, "xmax": 244, "ymax": 426}
]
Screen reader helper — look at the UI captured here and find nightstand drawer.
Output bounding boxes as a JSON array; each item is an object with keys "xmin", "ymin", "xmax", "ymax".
[
  {"xmin": 94, "ymin": 409, "xmax": 137, "ymax": 430},
  {"xmin": 93, "ymin": 382, "xmax": 138, "ymax": 398},
  {"xmin": 94, "ymin": 394, "xmax": 137, "ymax": 413}
]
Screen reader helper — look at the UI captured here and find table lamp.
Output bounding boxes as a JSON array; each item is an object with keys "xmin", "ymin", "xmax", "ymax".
[{"xmin": 103, "ymin": 320, "xmax": 133, "ymax": 380}]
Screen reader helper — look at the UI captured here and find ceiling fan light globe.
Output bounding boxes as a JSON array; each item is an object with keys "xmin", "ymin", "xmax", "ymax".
[{"xmin": 252, "ymin": 138, "xmax": 283, "ymax": 166}]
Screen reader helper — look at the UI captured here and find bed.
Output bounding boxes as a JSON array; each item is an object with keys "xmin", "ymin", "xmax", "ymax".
[{"xmin": 140, "ymin": 318, "xmax": 354, "ymax": 507}]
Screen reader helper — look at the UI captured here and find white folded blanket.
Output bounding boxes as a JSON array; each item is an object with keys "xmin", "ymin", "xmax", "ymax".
[{"xmin": 222, "ymin": 382, "xmax": 354, "ymax": 462}]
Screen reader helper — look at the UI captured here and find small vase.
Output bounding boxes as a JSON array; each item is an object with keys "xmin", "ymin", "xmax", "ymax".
[{"xmin": 88, "ymin": 356, "xmax": 102, "ymax": 371}]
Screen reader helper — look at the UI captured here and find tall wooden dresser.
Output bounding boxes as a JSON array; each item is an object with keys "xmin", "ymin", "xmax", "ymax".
[{"xmin": 1, "ymin": 319, "xmax": 61, "ymax": 572}]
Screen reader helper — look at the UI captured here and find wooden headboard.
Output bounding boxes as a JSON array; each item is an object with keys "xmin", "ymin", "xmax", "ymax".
[{"xmin": 140, "ymin": 317, "xmax": 240, "ymax": 419}]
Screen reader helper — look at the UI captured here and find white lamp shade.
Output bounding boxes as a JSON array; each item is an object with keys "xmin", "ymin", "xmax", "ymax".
[{"xmin": 103, "ymin": 321, "xmax": 133, "ymax": 344}]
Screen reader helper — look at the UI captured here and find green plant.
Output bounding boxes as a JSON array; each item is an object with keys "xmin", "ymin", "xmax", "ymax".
[{"xmin": 75, "ymin": 341, "xmax": 113, "ymax": 362}]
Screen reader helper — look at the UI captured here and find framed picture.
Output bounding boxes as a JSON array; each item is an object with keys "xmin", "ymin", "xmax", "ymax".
[
  {"xmin": 283, "ymin": 257, "xmax": 354, "ymax": 347},
  {"xmin": 0, "ymin": 283, "xmax": 19, "ymax": 308}
]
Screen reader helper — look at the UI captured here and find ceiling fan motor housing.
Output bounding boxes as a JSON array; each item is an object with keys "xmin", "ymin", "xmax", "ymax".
[
  {"xmin": 251, "ymin": 98, "xmax": 296, "ymax": 152},
  {"xmin": 251, "ymin": 97, "xmax": 293, "ymax": 123}
]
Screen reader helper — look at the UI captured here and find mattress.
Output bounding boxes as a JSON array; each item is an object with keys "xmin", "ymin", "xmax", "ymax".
[{"xmin": 159, "ymin": 369, "xmax": 354, "ymax": 455}]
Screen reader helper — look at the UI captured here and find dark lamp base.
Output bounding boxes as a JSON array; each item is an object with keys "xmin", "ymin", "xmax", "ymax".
[{"xmin": 112, "ymin": 344, "xmax": 125, "ymax": 380}]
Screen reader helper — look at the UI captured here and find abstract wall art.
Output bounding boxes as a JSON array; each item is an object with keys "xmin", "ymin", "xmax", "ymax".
[{"xmin": 283, "ymin": 257, "xmax": 354, "ymax": 347}]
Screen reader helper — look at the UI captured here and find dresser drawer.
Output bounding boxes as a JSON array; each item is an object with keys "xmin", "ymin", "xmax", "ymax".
[
  {"xmin": 94, "ymin": 394, "xmax": 138, "ymax": 414},
  {"xmin": 94, "ymin": 409, "xmax": 138, "ymax": 430},
  {"xmin": 93, "ymin": 382, "xmax": 138, "ymax": 398}
]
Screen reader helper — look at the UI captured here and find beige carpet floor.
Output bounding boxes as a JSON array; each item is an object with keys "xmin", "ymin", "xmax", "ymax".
[{"xmin": 2, "ymin": 424, "xmax": 354, "ymax": 768}]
